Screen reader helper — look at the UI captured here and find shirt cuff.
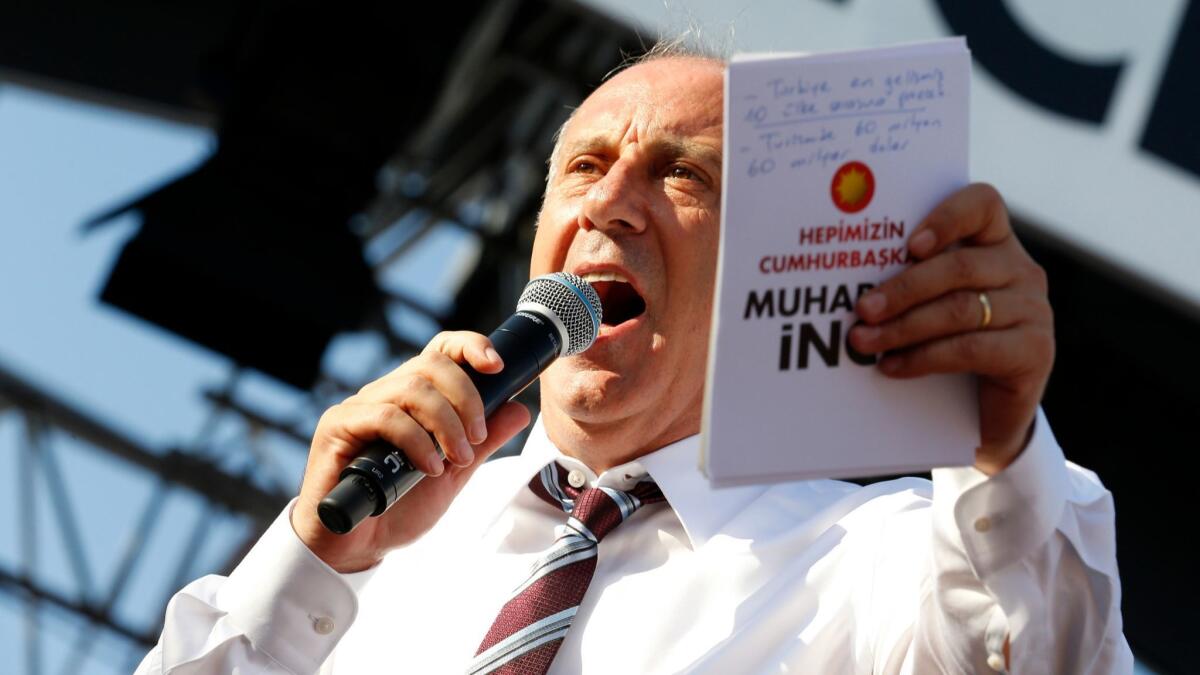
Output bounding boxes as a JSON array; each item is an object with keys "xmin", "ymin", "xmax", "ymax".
[
  {"xmin": 216, "ymin": 499, "xmax": 372, "ymax": 673},
  {"xmin": 932, "ymin": 406, "xmax": 1070, "ymax": 577}
]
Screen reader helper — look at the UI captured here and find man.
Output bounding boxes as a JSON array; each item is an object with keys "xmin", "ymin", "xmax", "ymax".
[{"xmin": 137, "ymin": 51, "xmax": 1129, "ymax": 674}]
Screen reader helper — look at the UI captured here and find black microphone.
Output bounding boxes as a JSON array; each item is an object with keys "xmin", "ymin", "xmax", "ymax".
[{"xmin": 317, "ymin": 272, "xmax": 603, "ymax": 535}]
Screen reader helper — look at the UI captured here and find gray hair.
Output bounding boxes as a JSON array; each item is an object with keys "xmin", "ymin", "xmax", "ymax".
[{"xmin": 608, "ymin": 29, "xmax": 729, "ymax": 80}]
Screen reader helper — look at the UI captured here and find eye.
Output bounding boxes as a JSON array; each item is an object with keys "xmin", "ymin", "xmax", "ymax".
[
  {"xmin": 568, "ymin": 158, "xmax": 602, "ymax": 174},
  {"xmin": 665, "ymin": 164, "xmax": 703, "ymax": 183}
]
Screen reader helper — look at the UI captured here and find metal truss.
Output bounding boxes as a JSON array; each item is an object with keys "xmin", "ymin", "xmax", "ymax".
[
  {"xmin": 0, "ymin": 3, "xmax": 642, "ymax": 674},
  {"xmin": 0, "ymin": 366, "xmax": 296, "ymax": 674}
]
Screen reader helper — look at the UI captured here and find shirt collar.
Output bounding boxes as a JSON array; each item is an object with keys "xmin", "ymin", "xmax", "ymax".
[{"xmin": 484, "ymin": 415, "xmax": 767, "ymax": 549}]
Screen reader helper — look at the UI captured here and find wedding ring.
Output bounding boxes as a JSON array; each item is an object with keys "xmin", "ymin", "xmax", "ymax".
[{"xmin": 978, "ymin": 292, "xmax": 993, "ymax": 330}]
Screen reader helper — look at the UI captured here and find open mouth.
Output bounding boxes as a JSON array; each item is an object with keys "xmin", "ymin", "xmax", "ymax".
[{"xmin": 581, "ymin": 273, "xmax": 646, "ymax": 327}]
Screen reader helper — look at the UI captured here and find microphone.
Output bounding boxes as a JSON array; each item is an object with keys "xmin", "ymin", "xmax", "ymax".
[{"xmin": 317, "ymin": 272, "xmax": 603, "ymax": 535}]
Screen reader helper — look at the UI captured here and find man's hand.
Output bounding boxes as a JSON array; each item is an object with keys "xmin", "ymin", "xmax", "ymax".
[
  {"xmin": 291, "ymin": 331, "xmax": 532, "ymax": 573},
  {"xmin": 850, "ymin": 183, "xmax": 1054, "ymax": 475}
]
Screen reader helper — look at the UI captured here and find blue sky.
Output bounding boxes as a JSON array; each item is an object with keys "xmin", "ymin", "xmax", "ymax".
[
  {"xmin": 0, "ymin": 83, "xmax": 320, "ymax": 674},
  {"xmin": 0, "ymin": 79, "xmax": 486, "ymax": 673},
  {"xmin": 0, "ymin": 83, "xmax": 231, "ymax": 674}
]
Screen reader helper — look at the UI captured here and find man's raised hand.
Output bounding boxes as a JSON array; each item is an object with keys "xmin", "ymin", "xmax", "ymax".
[
  {"xmin": 850, "ymin": 183, "xmax": 1055, "ymax": 475},
  {"xmin": 292, "ymin": 331, "xmax": 531, "ymax": 572}
]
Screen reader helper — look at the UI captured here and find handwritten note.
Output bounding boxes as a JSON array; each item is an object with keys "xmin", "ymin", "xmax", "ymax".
[{"xmin": 701, "ymin": 38, "xmax": 978, "ymax": 486}]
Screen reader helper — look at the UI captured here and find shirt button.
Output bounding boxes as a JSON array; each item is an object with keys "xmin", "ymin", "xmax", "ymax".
[
  {"xmin": 313, "ymin": 616, "xmax": 335, "ymax": 635},
  {"xmin": 567, "ymin": 469, "xmax": 587, "ymax": 489},
  {"xmin": 986, "ymin": 652, "xmax": 1005, "ymax": 671},
  {"xmin": 974, "ymin": 516, "xmax": 992, "ymax": 533}
]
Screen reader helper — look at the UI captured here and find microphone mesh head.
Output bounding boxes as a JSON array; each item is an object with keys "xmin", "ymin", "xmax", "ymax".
[{"xmin": 518, "ymin": 273, "xmax": 602, "ymax": 356}]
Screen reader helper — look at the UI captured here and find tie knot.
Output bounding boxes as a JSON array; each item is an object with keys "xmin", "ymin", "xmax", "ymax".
[{"xmin": 529, "ymin": 462, "xmax": 665, "ymax": 542}]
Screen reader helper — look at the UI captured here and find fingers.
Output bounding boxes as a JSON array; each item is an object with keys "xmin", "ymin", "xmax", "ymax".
[
  {"xmin": 849, "ymin": 182, "xmax": 1052, "ymax": 381},
  {"xmin": 857, "ymin": 246, "xmax": 1016, "ymax": 324},
  {"xmin": 296, "ymin": 398, "xmax": 532, "ymax": 570},
  {"xmin": 427, "ymin": 330, "xmax": 503, "ymax": 374},
  {"xmin": 422, "ymin": 402, "xmax": 532, "ymax": 496},
  {"xmin": 906, "ymin": 183, "xmax": 1011, "ymax": 259},
  {"xmin": 316, "ymin": 402, "xmax": 444, "ymax": 476},
  {"xmin": 355, "ymin": 331, "xmax": 500, "ymax": 466},
  {"xmin": 851, "ymin": 288, "xmax": 1047, "ymax": 354},
  {"xmin": 417, "ymin": 402, "xmax": 531, "ymax": 516},
  {"xmin": 361, "ymin": 354, "xmax": 485, "ymax": 465},
  {"xmin": 849, "ymin": 183, "xmax": 1055, "ymax": 471},
  {"xmin": 458, "ymin": 402, "xmax": 532, "ymax": 469},
  {"xmin": 874, "ymin": 326, "xmax": 1054, "ymax": 380}
]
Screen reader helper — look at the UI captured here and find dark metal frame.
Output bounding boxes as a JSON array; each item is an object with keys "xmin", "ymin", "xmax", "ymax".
[{"xmin": 0, "ymin": 3, "xmax": 643, "ymax": 673}]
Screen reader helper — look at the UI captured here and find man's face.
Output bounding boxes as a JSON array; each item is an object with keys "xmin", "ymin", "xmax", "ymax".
[{"xmin": 531, "ymin": 56, "xmax": 724, "ymax": 456}]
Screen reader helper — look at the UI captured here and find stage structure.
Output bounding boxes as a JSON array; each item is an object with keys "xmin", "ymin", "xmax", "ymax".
[
  {"xmin": 0, "ymin": 0, "xmax": 645, "ymax": 672},
  {"xmin": 1, "ymin": 0, "xmax": 1195, "ymax": 673}
]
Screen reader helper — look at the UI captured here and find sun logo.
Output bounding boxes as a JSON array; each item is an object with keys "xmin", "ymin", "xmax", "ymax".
[{"xmin": 830, "ymin": 161, "xmax": 875, "ymax": 214}]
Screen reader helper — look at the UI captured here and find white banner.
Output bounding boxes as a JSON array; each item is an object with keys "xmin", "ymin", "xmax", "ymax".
[{"xmin": 582, "ymin": 0, "xmax": 1200, "ymax": 310}]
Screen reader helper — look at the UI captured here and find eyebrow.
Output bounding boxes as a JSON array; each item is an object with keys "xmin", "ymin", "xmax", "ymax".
[
  {"xmin": 652, "ymin": 138, "xmax": 723, "ymax": 174},
  {"xmin": 558, "ymin": 135, "xmax": 723, "ymax": 175}
]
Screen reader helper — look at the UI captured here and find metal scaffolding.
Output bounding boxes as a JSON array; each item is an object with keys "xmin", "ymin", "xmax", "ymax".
[
  {"xmin": 0, "ymin": 2, "xmax": 644, "ymax": 672},
  {"xmin": 0, "ymin": 365, "xmax": 292, "ymax": 673}
]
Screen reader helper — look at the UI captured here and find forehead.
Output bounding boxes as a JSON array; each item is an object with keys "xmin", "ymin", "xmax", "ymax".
[{"xmin": 563, "ymin": 57, "xmax": 724, "ymax": 149}]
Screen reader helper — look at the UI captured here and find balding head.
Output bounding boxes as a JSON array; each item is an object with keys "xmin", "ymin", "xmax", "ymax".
[{"xmin": 547, "ymin": 53, "xmax": 725, "ymax": 184}]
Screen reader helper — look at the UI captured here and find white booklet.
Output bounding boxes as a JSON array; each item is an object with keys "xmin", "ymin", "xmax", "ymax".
[{"xmin": 701, "ymin": 38, "xmax": 978, "ymax": 487}]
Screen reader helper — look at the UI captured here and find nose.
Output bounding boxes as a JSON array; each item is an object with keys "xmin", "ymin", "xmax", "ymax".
[{"xmin": 577, "ymin": 161, "xmax": 648, "ymax": 235}]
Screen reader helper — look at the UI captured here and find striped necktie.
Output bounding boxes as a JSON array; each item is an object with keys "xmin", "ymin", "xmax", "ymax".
[{"xmin": 467, "ymin": 462, "xmax": 666, "ymax": 675}]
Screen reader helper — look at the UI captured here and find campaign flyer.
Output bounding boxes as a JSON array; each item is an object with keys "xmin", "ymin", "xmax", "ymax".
[{"xmin": 702, "ymin": 38, "xmax": 978, "ymax": 486}]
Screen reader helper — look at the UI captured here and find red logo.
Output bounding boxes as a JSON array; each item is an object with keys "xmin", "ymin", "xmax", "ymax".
[{"xmin": 830, "ymin": 161, "xmax": 875, "ymax": 214}]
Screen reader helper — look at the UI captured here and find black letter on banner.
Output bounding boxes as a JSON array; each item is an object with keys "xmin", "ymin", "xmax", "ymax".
[
  {"xmin": 745, "ymin": 290, "xmax": 775, "ymax": 320},
  {"xmin": 1140, "ymin": 1, "xmax": 1200, "ymax": 178},
  {"xmin": 933, "ymin": 0, "xmax": 1125, "ymax": 124},
  {"xmin": 779, "ymin": 324, "xmax": 794, "ymax": 371},
  {"xmin": 798, "ymin": 321, "xmax": 841, "ymax": 369}
]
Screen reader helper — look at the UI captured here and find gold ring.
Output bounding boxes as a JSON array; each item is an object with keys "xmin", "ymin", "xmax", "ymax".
[{"xmin": 978, "ymin": 292, "xmax": 993, "ymax": 329}]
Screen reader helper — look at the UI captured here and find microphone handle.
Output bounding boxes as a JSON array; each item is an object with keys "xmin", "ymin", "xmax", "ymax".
[{"xmin": 317, "ymin": 311, "xmax": 562, "ymax": 534}]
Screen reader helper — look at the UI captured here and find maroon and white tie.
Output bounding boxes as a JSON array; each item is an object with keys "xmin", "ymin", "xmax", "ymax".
[{"xmin": 467, "ymin": 462, "xmax": 665, "ymax": 675}]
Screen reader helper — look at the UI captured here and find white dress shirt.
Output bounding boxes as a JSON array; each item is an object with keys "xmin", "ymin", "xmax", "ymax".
[{"xmin": 136, "ymin": 409, "xmax": 1131, "ymax": 674}]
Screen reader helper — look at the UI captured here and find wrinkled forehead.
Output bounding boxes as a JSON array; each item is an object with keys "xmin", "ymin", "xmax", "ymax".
[{"xmin": 565, "ymin": 57, "xmax": 725, "ymax": 147}]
